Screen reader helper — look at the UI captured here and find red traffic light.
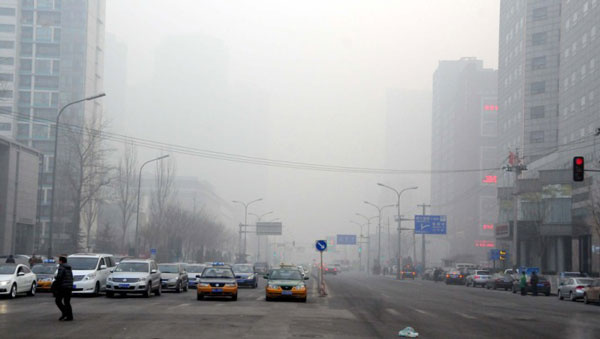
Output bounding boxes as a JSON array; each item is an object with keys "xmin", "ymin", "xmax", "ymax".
[{"xmin": 573, "ymin": 156, "xmax": 584, "ymax": 182}]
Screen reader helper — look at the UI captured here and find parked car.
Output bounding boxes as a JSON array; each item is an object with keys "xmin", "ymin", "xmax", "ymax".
[
  {"xmin": 485, "ymin": 273, "xmax": 514, "ymax": 291},
  {"xmin": 254, "ymin": 262, "xmax": 270, "ymax": 275},
  {"xmin": 68, "ymin": 253, "xmax": 116, "ymax": 296},
  {"xmin": 0, "ymin": 264, "xmax": 37, "ymax": 298},
  {"xmin": 106, "ymin": 259, "xmax": 162, "ymax": 298},
  {"xmin": 583, "ymin": 279, "xmax": 600, "ymax": 304},
  {"xmin": 558, "ymin": 272, "xmax": 586, "ymax": 285},
  {"xmin": 32, "ymin": 262, "xmax": 58, "ymax": 292},
  {"xmin": 465, "ymin": 270, "xmax": 491, "ymax": 287},
  {"xmin": 557, "ymin": 278, "xmax": 595, "ymax": 301},
  {"xmin": 158, "ymin": 263, "xmax": 189, "ymax": 292},
  {"xmin": 445, "ymin": 270, "xmax": 466, "ymax": 285},
  {"xmin": 184, "ymin": 264, "xmax": 206, "ymax": 289},
  {"xmin": 422, "ymin": 268, "xmax": 434, "ymax": 280},
  {"xmin": 511, "ymin": 275, "xmax": 551, "ymax": 296}
]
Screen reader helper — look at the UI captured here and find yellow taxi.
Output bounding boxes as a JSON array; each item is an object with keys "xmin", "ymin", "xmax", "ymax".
[
  {"xmin": 32, "ymin": 261, "xmax": 58, "ymax": 292},
  {"xmin": 265, "ymin": 264, "xmax": 309, "ymax": 302},
  {"xmin": 196, "ymin": 263, "xmax": 238, "ymax": 301}
]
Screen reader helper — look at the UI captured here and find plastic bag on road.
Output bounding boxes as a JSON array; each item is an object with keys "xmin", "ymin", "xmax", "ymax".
[{"xmin": 398, "ymin": 327, "xmax": 419, "ymax": 337}]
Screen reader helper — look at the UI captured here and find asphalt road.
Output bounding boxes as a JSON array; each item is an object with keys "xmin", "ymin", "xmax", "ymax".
[{"xmin": 1, "ymin": 273, "xmax": 599, "ymax": 338}]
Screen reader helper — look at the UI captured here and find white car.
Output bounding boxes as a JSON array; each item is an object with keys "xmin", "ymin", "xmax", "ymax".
[
  {"xmin": 0, "ymin": 264, "xmax": 37, "ymax": 299},
  {"xmin": 106, "ymin": 259, "xmax": 162, "ymax": 297},
  {"xmin": 68, "ymin": 253, "xmax": 116, "ymax": 296}
]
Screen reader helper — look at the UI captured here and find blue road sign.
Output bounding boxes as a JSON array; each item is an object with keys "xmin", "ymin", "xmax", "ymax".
[
  {"xmin": 315, "ymin": 240, "xmax": 327, "ymax": 252},
  {"xmin": 150, "ymin": 248, "xmax": 157, "ymax": 255},
  {"xmin": 489, "ymin": 249, "xmax": 500, "ymax": 260},
  {"xmin": 414, "ymin": 215, "xmax": 447, "ymax": 234},
  {"xmin": 336, "ymin": 234, "xmax": 357, "ymax": 245}
]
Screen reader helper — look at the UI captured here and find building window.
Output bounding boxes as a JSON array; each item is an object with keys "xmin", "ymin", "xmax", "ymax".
[
  {"xmin": 32, "ymin": 124, "xmax": 48, "ymax": 138},
  {"xmin": 16, "ymin": 124, "xmax": 29, "ymax": 138},
  {"xmin": 0, "ymin": 90, "xmax": 13, "ymax": 98},
  {"xmin": 0, "ymin": 73, "xmax": 13, "ymax": 81},
  {"xmin": 530, "ymin": 131, "xmax": 544, "ymax": 144},
  {"xmin": 36, "ymin": 27, "xmax": 52, "ymax": 42},
  {"xmin": 0, "ymin": 122, "xmax": 10, "ymax": 131},
  {"xmin": 531, "ymin": 56, "xmax": 546, "ymax": 70},
  {"xmin": 0, "ymin": 7, "xmax": 15, "ymax": 16},
  {"xmin": 19, "ymin": 43, "xmax": 33, "ymax": 57},
  {"xmin": 37, "ymin": 0, "xmax": 53, "ymax": 9},
  {"xmin": 20, "ymin": 10, "xmax": 33, "ymax": 25},
  {"xmin": 21, "ymin": 27, "xmax": 33, "ymax": 41},
  {"xmin": 52, "ymin": 60, "xmax": 59, "ymax": 75},
  {"xmin": 36, "ymin": 44, "xmax": 59, "ymax": 58},
  {"xmin": 0, "ymin": 57, "xmax": 14, "ymax": 65},
  {"xmin": 33, "ymin": 92, "xmax": 50, "ymax": 107},
  {"xmin": 34, "ymin": 76, "xmax": 58, "ymax": 89},
  {"xmin": 532, "ymin": 7, "xmax": 547, "ymax": 21},
  {"xmin": 532, "ymin": 32, "xmax": 547, "ymax": 46},
  {"xmin": 531, "ymin": 81, "xmax": 546, "ymax": 95},
  {"xmin": 19, "ymin": 75, "xmax": 31, "ymax": 88},
  {"xmin": 35, "ymin": 59, "xmax": 51, "ymax": 74},
  {"xmin": 37, "ymin": 12, "xmax": 60, "ymax": 26},
  {"xmin": 18, "ymin": 91, "xmax": 31, "ymax": 105},
  {"xmin": 0, "ymin": 24, "xmax": 15, "ymax": 32},
  {"xmin": 530, "ymin": 106, "xmax": 545, "ymax": 119},
  {"xmin": 19, "ymin": 59, "xmax": 32, "ymax": 73},
  {"xmin": 0, "ymin": 40, "xmax": 13, "ymax": 49}
]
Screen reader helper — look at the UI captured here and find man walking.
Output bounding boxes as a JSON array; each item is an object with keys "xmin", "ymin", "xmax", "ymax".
[
  {"xmin": 519, "ymin": 271, "xmax": 527, "ymax": 296},
  {"xmin": 530, "ymin": 271, "xmax": 539, "ymax": 296},
  {"xmin": 53, "ymin": 256, "xmax": 74, "ymax": 321}
]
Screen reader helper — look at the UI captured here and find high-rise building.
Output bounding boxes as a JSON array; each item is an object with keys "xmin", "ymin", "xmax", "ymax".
[
  {"xmin": 431, "ymin": 57, "xmax": 497, "ymax": 262},
  {"xmin": 0, "ymin": 0, "xmax": 105, "ymax": 253}
]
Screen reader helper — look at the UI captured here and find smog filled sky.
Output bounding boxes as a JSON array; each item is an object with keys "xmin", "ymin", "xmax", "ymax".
[{"xmin": 104, "ymin": 0, "xmax": 499, "ymax": 247}]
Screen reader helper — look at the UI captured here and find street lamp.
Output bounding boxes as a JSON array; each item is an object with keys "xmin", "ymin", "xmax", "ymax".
[
  {"xmin": 134, "ymin": 154, "xmax": 170, "ymax": 255},
  {"xmin": 377, "ymin": 183, "xmax": 418, "ymax": 280},
  {"xmin": 350, "ymin": 220, "xmax": 365, "ymax": 271},
  {"xmin": 47, "ymin": 93, "xmax": 106, "ymax": 257},
  {"xmin": 356, "ymin": 213, "xmax": 378, "ymax": 274},
  {"xmin": 233, "ymin": 198, "xmax": 262, "ymax": 263},
  {"xmin": 250, "ymin": 211, "xmax": 273, "ymax": 262},
  {"xmin": 364, "ymin": 201, "xmax": 396, "ymax": 274}
]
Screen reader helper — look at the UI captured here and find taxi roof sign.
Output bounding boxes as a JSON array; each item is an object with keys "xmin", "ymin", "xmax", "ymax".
[{"xmin": 212, "ymin": 262, "xmax": 226, "ymax": 266}]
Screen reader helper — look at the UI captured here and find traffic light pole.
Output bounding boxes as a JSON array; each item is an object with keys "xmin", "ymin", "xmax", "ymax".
[{"xmin": 418, "ymin": 203, "xmax": 431, "ymax": 268}]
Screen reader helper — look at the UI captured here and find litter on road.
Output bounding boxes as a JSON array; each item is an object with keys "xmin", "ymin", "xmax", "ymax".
[{"xmin": 398, "ymin": 326, "xmax": 419, "ymax": 337}]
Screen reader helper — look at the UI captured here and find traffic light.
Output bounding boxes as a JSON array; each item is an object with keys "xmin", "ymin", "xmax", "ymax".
[
  {"xmin": 573, "ymin": 156, "xmax": 585, "ymax": 182},
  {"xmin": 358, "ymin": 247, "xmax": 362, "ymax": 253},
  {"xmin": 499, "ymin": 249, "xmax": 507, "ymax": 261}
]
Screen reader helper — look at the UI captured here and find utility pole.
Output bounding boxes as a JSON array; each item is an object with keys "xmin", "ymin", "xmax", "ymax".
[
  {"xmin": 417, "ymin": 203, "xmax": 431, "ymax": 268},
  {"xmin": 504, "ymin": 149, "xmax": 526, "ymax": 267}
]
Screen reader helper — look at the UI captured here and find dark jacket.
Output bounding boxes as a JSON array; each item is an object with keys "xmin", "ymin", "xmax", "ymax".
[
  {"xmin": 54, "ymin": 263, "xmax": 74, "ymax": 290},
  {"xmin": 530, "ymin": 273, "xmax": 539, "ymax": 285}
]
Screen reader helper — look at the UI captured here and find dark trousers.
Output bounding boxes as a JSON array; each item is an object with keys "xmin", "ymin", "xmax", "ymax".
[
  {"xmin": 55, "ymin": 289, "xmax": 73, "ymax": 319},
  {"xmin": 520, "ymin": 287, "xmax": 526, "ymax": 295},
  {"xmin": 532, "ymin": 284, "xmax": 538, "ymax": 296}
]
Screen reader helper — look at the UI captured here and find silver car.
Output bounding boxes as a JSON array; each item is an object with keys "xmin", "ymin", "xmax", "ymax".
[
  {"xmin": 106, "ymin": 259, "xmax": 162, "ymax": 298},
  {"xmin": 558, "ymin": 278, "xmax": 595, "ymax": 301},
  {"xmin": 158, "ymin": 263, "xmax": 189, "ymax": 293},
  {"xmin": 465, "ymin": 270, "xmax": 491, "ymax": 287}
]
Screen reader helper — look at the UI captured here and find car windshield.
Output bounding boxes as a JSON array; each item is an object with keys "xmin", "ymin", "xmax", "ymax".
[
  {"xmin": 0, "ymin": 265, "xmax": 17, "ymax": 274},
  {"xmin": 32, "ymin": 265, "xmax": 57, "ymax": 274},
  {"xmin": 202, "ymin": 268, "xmax": 234, "ymax": 279},
  {"xmin": 564, "ymin": 272, "xmax": 582, "ymax": 278},
  {"xmin": 184, "ymin": 265, "xmax": 205, "ymax": 273},
  {"xmin": 115, "ymin": 263, "xmax": 149, "ymax": 273},
  {"xmin": 270, "ymin": 269, "xmax": 302, "ymax": 280},
  {"xmin": 158, "ymin": 265, "xmax": 179, "ymax": 273},
  {"xmin": 68, "ymin": 257, "xmax": 99, "ymax": 270},
  {"xmin": 233, "ymin": 265, "xmax": 254, "ymax": 273},
  {"xmin": 476, "ymin": 271, "xmax": 490, "ymax": 275}
]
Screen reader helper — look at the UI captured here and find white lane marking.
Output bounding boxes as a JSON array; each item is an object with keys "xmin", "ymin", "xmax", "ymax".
[
  {"xmin": 256, "ymin": 296, "xmax": 264, "ymax": 301},
  {"xmin": 386, "ymin": 308, "xmax": 400, "ymax": 316},
  {"xmin": 413, "ymin": 308, "xmax": 429, "ymax": 315},
  {"xmin": 382, "ymin": 294, "xmax": 391, "ymax": 298},
  {"xmin": 456, "ymin": 312, "xmax": 476, "ymax": 319}
]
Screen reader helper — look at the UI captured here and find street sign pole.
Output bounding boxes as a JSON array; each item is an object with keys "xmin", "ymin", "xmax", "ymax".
[
  {"xmin": 320, "ymin": 250, "xmax": 323, "ymax": 296},
  {"xmin": 315, "ymin": 240, "xmax": 327, "ymax": 296}
]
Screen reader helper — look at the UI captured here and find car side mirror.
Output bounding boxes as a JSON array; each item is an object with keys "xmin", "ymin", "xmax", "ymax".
[
  {"xmin": 18, "ymin": 272, "xmax": 25, "ymax": 276},
  {"xmin": 263, "ymin": 275, "xmax": 269, "ymax": 279},
  {"xmin": 100, "ymin": 264, "xmax": 107, "ymax": 270},
  {"xmin": 195, "ymin": 275, "xmax": 201, "ymax": 279},
  {"xmin": 304, "ymin": 276, "xmax": 309, "ymax": 280},
  {"xmin": 110, "ymin": 269, "xmax": 114, "ymax": 273},
  {"xmin": 151, "ymin": 269, "xmax": 157, "ymax": 274}
]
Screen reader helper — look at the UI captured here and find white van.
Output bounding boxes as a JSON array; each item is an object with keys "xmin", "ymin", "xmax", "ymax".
[
  {"xmin": 455, "ymin": 263, "xmax": 476, "ymax": 271},
  {"xmin": 68, "ymin": 253, "xmax": 116, "ymax": 296}
]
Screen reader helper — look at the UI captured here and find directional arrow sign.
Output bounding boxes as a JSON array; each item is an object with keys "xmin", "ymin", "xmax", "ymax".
[{"xmin": 315, "ymin": 240, "xmax": 327, "ymax": 252}]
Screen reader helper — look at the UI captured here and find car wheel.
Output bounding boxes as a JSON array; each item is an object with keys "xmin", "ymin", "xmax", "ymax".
[
  {"xmin": 545, "ymin": 291, "xmax": 550, "ymax": 296},
  {"xmin": 176, "ymin": 282, "xmax": 182, "ymax": 293},
  {"xmin": 27, "ymin": 282, "xmax": 36, "ymax": 296},
  {"xmin": 143, "ymin": 284, "xmax": 151, "ymax": 298},
  {"xmin": 154, "ymin": 283, "xmax": 162, "ymax": 296},
  {"xmin": 505, "ymin": 287, "xmax": 509, "ymax": 291},
  {"xmin": 584, "ymin": 294, "xmax": 589, "ymax": 304},
  {"xmin": 9, "ymin": 284, "xmax": 17, "ymax": 299},
  {"xmin": 301, "ymin": 297, "xmax": 307, "ymax": 303},
  {"xmin": 265, "ymin": 295, "xmax": 271, "ymax": 302},
  {"xmin": 93, "ymin": 282, "xmax": 100, "ymax": 297},
  {"xmin": 183, "ymin": 282, "xmax": 188, "ymax": 292},
  {"xmin": 231, "ymin": 293, "xmax": 237, "ymax": 301},
  {"xmin": 197, "ymin": 293, "xmax": 203, "ymax": 301},
  {"xmin": 558, "ymin": 290, "xmax": 563, "ymax": 300},
  {"xmin": 106, "ymin": 291, "xmax": 114, "ymax": 298},
  {"xmin": 493, "ymin": 285, "xmax": 497, "ymax": 290},
  {"xmin": 569, "ymin": 292, "xmax": 576, "ymax": 301}
]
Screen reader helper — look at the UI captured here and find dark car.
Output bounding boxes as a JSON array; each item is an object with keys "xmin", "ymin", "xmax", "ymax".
[
  {"xmin": 485, "ymin": 273, "xmax": 514, "ymax": 291},
  {"xmin": 158, "ymin": 263, "xmax": 189, "ymax": 293},
  {"xmin": 254, "ymin": 262, "xmax": 269, "ymax": 275},
  {"xmin": 512, "ymin": 275, "xmax": 551, "ymax": 296},
  {"xmin": 233, "ymin": 263, "xmax": 258, "ymax": 288},
  {"xmin": 323, "ymin": 265, "xmax": 338, "ymax": 275},
  {"xmin": 445, "ymin": 270, "xmax": 465, "ymax": 285}
]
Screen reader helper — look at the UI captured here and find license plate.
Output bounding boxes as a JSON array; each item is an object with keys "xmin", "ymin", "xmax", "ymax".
[
  {"xmin": 119, "ymin": 284, "xmax": 130, "ymax": 288},
  {"xmin": 537, "ymin": 284, "xmax": 544, "ymax": 287},
  {"xmin": 213, "ymin": 288, "xmax": 223, "ymax": 292},
  {"xmin": 282, "ymin": 291, "xmax": 293, "ymax": 296}
]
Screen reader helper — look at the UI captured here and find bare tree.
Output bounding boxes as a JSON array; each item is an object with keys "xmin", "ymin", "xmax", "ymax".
[
  {"xmin": 588, "ymin": 177, "xmax": 600, "ymax": 243},
  {"xmin": 114, "ymin": 143, "xmax": 138, "ymax": 253},
  {"xmin": 61, "ymin": 112, "xmax": 113, "ymax": 252}
]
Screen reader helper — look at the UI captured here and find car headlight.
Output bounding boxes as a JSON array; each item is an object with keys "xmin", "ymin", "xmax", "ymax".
[
  {"xmin": 84, "ymin": 273, "xmax": 96, "ymax": 281},
  {"xmin": 0, "ymin": 280, "xmax": 9, "ymax": 286},
  {"xmin": 198, "ymin": 283, "xmax": 210, "ymax": 287},
  {"xmin": 169, "ymin": 278, "xmax": 177, "ymax": 282},
  {"xmin": 247, "ymin": 274, "xmax": 255, "ymax": 280},
  {"xmin": 268, "ymin": 284, "xmax": 280, "ymax": 289},
  {"xmin": 225, "ymin": 283, "xmax": 236, "ymax": 287},
  {"xmin": 293, "ymin": 284, "xmax": 306, "ymax": 291}
]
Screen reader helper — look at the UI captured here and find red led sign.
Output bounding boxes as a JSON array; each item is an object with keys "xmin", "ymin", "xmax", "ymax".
[
  {"xmin": 483, "ymin": 224, "xmax": 494, "ymax": 230},
  {"xmin": 484, "ymin": 105, "xmax": 499, "ymax": 111},
  {"xmin": 482, "ymin": 175, "xmax": 497, "ymax": 184},
  {"xmin": 475, "ymin": 240, "xmax": 495, "ymax": 248}
]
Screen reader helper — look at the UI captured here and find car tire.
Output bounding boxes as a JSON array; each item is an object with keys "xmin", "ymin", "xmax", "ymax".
[
  {"xmin": 569, "ymin": 292, "xmax": 576, "ymax": 302},
  {"xmin": 183, "ymin": 282, "xmax": 188, "ymax": 292},
  {"xmin": 106, "ymin": 291, "xmax": 114, "ymax": 298},
  {"xmin": 27, "ymin": 282, "xmax": 36, "ymax": 296},
  {"xmin": 197, "ymin": 293, "xmax": 203, "ymax": 301},
  {"xmin": 301, "ymin": 297, "xmax": 307, "ymax": 303},
  {"xmin": 143, "ymin": 284, "xmax": 151, "ymax": 298},
  {"xmin": 493, "ymin": 285, "xmax": 497, "ymax": 290},
  {"xmin": 9, "ymin": 284, "xmax": 17, "ymax": 299},
  {"xmin": 558, "ymin": 290, "xmax": 563, "ymax": 300},
  {"xmin": 154, "ymin": 283, "xmax": 162, "ymax": 296},
  {"xmin": 584, "ymin": 294, "xmax": 589, "ymax": 304},
  {"xmin": 231, "ymin": 293, "xmax": 237, "ymax": 301},
  {"xmin": 545, "ymin": 291, "xmax": 550, "ymax": 297},
  {"xmin": 93, "ymin": 282, "xmax": 100, "ymax": 297},
  {"xmin": 176, "ymin": 282, "xmax": 182, "ymax": 294}
]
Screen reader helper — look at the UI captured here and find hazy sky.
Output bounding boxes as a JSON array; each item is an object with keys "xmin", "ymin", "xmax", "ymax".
[{"xmin": 104, "ymin": 0, "xmax": 499, "ymax": 249}]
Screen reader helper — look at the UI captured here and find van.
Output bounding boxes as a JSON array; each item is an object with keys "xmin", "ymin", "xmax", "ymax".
[{"xmin": 68, "ymin": 253, "xmax": 116, "ymax": 296}]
